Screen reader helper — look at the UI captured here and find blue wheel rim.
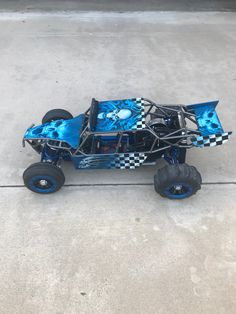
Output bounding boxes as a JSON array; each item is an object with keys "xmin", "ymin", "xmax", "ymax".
[
  {"xmin": 28, "ymin": 175, "xmax": 58, "ymax": 193},
  {"xmin": 164, "ymin": 183, "xmax": 193, "ymax": 199}
]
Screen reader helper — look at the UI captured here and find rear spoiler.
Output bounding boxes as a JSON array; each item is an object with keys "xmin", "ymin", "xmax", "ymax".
[{"xmin": 186, "ymin": 101, "xmax": 232, "ymax": 148}]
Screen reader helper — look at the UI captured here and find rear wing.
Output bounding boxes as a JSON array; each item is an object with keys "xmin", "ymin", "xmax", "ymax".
[{"xmin": 186, "ymin": 101, "xmax": 232, "ymax": 148}]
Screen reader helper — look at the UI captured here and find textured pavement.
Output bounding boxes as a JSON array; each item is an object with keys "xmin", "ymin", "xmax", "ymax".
[
  {"xmin": 0, "ymin": 10, "xmax": 235, "ymax": 314},
  {"xmin": 0, "ymin": 0, "xmax": 236, "ymax": 12},
  {"xmin": 0, "ymin": 185, "xmax": 236, "ymax": 314}
]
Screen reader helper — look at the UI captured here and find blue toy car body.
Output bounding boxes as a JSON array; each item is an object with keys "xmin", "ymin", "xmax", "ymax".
[{"xmin": 23, "ymin": 98, "xmax": 231, "ymax": 198}]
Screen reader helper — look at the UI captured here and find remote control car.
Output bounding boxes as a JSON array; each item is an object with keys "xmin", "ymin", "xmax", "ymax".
[{"xmin": 22, "ymin": 98, "xmax": 231, "ymax": 199}]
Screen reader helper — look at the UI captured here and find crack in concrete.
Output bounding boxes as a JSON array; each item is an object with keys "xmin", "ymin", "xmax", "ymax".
[{"xmin": 0, "ymin": 182, "xmax": 235, "ymax": 188}]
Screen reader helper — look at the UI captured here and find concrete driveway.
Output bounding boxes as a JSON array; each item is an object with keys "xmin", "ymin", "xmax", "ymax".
[{"xmin": 0, "ymin": 9, "xmax": 235, "ymax": 314}]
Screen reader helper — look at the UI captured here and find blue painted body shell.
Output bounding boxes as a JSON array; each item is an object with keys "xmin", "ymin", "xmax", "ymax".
[
  {"xmin": 187, "ymin": 101, "xmax": 223, "ymax": 135},
  {"xmin": 187, "ymin": 101, "xmax": 231, "ymax": 148},
  {"xmin": 71, "ymin": 153, "xmax": 147, "ymax": 170},
  {"xmin": 24, "ymin": 114, "xmax": 85, "ymax": 149}
]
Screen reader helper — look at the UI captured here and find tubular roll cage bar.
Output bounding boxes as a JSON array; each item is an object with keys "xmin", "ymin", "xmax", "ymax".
[{"xmin": 24, "ymin": 99, "xmax": 200, "ymax": 157}]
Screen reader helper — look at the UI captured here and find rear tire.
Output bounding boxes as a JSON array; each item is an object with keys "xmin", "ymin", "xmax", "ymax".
[
  {"xmin": 42, "ymin": 109, "xmax": 73, "ymax": 124},
  {"xmin": 154, "ymin": 163, "xmax": 202, "ymax": 199},
  {"xmin": 23, "ymin": 162, "xmax": 65, "ymax": 194}
]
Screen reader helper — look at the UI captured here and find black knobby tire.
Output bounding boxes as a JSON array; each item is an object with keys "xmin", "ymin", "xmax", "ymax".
[
  {"xmin": 154, "ymin": 163, "xmax": 202, "ymax": 199},
  {"xmin": 23, "ymin": 162, "xmax": 65, "ymax": 194},
  {"xmin": 42, "ymin": 109, "xmax": 73, "ymax": 124}
]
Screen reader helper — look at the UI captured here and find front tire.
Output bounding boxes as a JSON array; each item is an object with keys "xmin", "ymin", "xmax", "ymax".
[
  {"xmin": 42, "ymin": 109, "xmax": 73, "ymax": 124},
  {"xmin": 23, "ymin": 162, "xmax": 65, "ymax": 194},
  {"xmin": 154, "ymin": 163, "xmax": 202, "ymax": 199}
]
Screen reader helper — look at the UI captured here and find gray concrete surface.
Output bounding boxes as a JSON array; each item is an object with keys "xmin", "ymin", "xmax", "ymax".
[
  {"xmin": 0, "ymin": 0, "xmax": 236, "ymax": 12},
  {"xmin": 0, "ymin": 185, "xmax": 236, "ymax": 314},
  {"xmin": 0, "ymin": 11, "xmax": 235, "ymax": 185},
  {"xmin": 0, "ymin": 10, "xmax": 235, "ymax": 314}
]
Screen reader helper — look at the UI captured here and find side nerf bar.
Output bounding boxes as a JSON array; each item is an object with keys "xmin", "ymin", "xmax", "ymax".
[{"xmin": 186, "ymin": 101, "xmax": 232, "ymax": 148}]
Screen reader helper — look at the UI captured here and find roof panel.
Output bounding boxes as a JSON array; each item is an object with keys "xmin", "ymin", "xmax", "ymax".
[{"xmin": 94, "ymin": 98, "xmax": 145, "ymax": 132}]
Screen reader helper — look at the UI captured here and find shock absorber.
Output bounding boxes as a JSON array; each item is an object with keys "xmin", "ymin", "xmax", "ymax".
[
  {"xmin": 41, "ymin": 144, "xmax": 60, "ymax": 164},
  {"xmin": 164, "ymin": 147, "xmax": 186, "ymax": 164}
]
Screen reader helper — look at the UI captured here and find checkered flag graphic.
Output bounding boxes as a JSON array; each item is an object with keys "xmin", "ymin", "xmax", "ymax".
[
  {"xmin": 192, "ymin": 132, "xmax": 232, "ymax": 148},
  {"xmin": 131, "ymin": 98, "xmax": 146, "ymax": 130},
  {"xmin": 111, "ymin": 153, "xmax": 147, "ymax": 169}
]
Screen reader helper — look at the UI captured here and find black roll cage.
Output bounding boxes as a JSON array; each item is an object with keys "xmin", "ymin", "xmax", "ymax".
[
  {"xmin": 73, "ymin": 98, "xmax": 200, "ymax": 156},
  {"xmin": 23, "ymin": 99, "xmax": 200, "ymax": 157}
]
